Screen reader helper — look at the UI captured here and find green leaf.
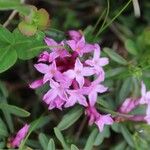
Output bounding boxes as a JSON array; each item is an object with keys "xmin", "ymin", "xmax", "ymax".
[
  {"xmin": 105, "ymin": 67, "xmax": 126, "ymax": 78},
  {"xmin": 54, "ymin": 127, "xmax": 69, "ymax": 150},
  {"xmin": 47, "ymin": 139, "xmax": 55, "ymax": 150},
  {"xmin": 0, "ymin": 103, "xmax": 30, "ymax": 117},
  {"xmin": 112, "ymin": 141, "xmax": 126, "ymax": 150},
  {"xmin": 0, "ymin": 117, "xmax": 8, "ymax": 137},
  {"xmin": 0, "ymin": 141, "xmax": 5, "ymax": 149},
  {"xmin": 13, "ymin": 29, "xmax": 46, "ymax": 60},
  {"xmin": 125, "ymin": 39, "xmax": 138, "ymax": 55},
  {"xmin": 118, "ymin": 77, "xmax": 131, "ymax": 104},
  {"xmin": 120, "ymin": 125, "xmax": 134, "ymax": 147},
  {"xmin": 71, "ymin": 144, "xmax": 79, "ymax": 150},
  {"xmin": 0, "ymin": 0, "xmax": 30, "ymax": 15},
  {"xmin": 103, "ymin": 47, "xmax": 128, "ymax": 65},
  {"xmin": 0, "ymin": 46, "xmax": 17, "ymax": 73},
  {"xmin": 94, "ymin": 126, "xmax": 110, "ymax": 146},
  {"xmin": 57, "ymin": 106, "xmax": 83, "ymax": 131},
  {"xmin": 39, "ymin": 133, "xmax": 49, "ymax": 150},
  {"xmin": 1, "ymin": 98, "xmax": 14, "ymax": 133},
  {"xmin": 84, "ymin": 128, "xmax": 98, "ymax": 150},
  {"xmin": 30, "ymin": 115, "xmax": 51, "ymax": 131}
]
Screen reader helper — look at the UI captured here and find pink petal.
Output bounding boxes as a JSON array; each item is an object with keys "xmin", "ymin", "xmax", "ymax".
[
  {"xmin": 66, "ymin": 40, "xmax": 76, "ymax": 51},
  {"xmin": 43, "ymin": 73, "xmax": 52, "ymax": 83},
  {"xmin": 49, "ymin": 51, "xmax": 59, "ymax": 62},
  {"xmin": 64, "ymin": 70, "xmax": 75, "ymax": 79},
  {"xmin": 85, "ymin": 60, "xmax": 94, "ymax": 66},
  {"xmin": 89, "ymin": 91, "xmax": 97, "ymax": 106},
  {"xmin": 96, "ymin": 84, "xmax": 108, "ymax": 93},
  {"xmin": 43, "ymin": 89, "xmax": 57, "ymax": 104},
  {"xmin": 65, "ymin": 96, "xmax": 77, "ymax": 108},
  {"xmin": 77, "ymin": 94, "xmax": 88, "ymax": 106},
  {"xmin": 45, "ymin": 37, "xmax": 57, "ymax": 47},
  {"xmin": 76, "ymin": 75, "xmax": 84, "ymax": 88},
  {"xmin": 98, "ymin": 58, "xmax": 109, "ymax": 66},
  {"xmin": 141, "ymin": 81, "xmax": 146, "ymax": 97},
  {"xmin": 34, "ymin": 63, "xmax": 49, "ymax": 74},
  {"xmin": 93, "ymin": 44, "xmax": 101, "ymax": 60},
  {"xmin": 29, "ymin": 79, "xmax": 43, "ymax": 89},
  {"xmin": 82, "ymin": 67, "xmax": 95, "ymax": 76},
  {"xmin": 68, "ymin": 30, "xmax": 82, "ymax": 41},
  {"xmin": 75, "ymin": 58, "xmax": 83, "ymax": 71}
]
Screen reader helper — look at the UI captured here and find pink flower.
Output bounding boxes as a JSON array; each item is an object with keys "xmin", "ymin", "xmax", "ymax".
[
  {"xmin": 84, "ymin": 76, "xmax": 108, "ymax": 106},
  {"xmin": 45, "ymin": 37, "xmax": 70, "ymax": 62},
  {"xmin": 38, "ymin": 51, "xmax": 49, "ymax": 62},
  {"xmin": 68, "ymin": 30, "xmax": 82, "ymax": 41},
  {"xmin": 140, "ymin": 81, "xmax": 150, "ymax": 104},
  {"xmin": 67, "ymin": 36, "xmax": 94, "ymax": 57},
  {"xmin": 85, "ymin": 106, "xmax": 113, "ymax": 132},
  {"xmin": 95, "ymin": 114, "xmax": 114, "ymax": 132},
  {"xmin": 43, "ymin": 80, "xmax": 67, "ymax": 108},
  {"xmin": 119, "ymin": 98, "xmax": 139, "ymax": 114},
  {"xmin": 85, "ymin": 44, "xmax": 109, "ymax": 74},
  {"xmin": 64, "ymin": 58, "xmax": 94, "ymax": 88},
  {"xmin": 11, "ymin": 124, "xmax": 29, "ymax": 148},
  {"xmin": 65, "ymin": 89, "xmax": 88, "ymax": 107},
  {"xmin": 34, "ymin": 61, "xmax": 58, "ymax": 83},
  {"xmin": 29, "ymin": 78, "xmax": 43, "ymax": 89},
  {"xmin": 48, "ymin": 96, "xmax": 65, "ymax": 110}
]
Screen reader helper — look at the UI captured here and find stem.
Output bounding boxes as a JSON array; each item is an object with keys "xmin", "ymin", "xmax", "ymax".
[
  {"xmin": 92, "ymin": 9, "xmax": 106, "ymax": 34},
  {"xmin": 95, "ymin": 0, "xmax": 110, "ymax": 38},
  {"xmin": 97, "ymin": 0, "xmax": 132, "ymax": 35}
]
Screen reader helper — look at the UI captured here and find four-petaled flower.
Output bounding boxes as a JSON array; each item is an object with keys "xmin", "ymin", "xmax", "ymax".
[{"xmin": 64, "ymin": 58, "xmax": 94, "ymax": 88}]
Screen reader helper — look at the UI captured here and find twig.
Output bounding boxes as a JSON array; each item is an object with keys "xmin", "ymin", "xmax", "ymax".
[{"xmin": 3, "ymin": 10, "xmax": 17, "ymax": 27}]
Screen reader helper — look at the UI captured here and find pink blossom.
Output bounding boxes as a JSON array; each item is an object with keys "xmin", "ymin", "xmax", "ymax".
[
  {"xmin": 68, "ymin": 30, "xmax": 82, "ymax": 41},
  {"xmin": 85, "ymin": 106, "xmax": 113, "ymax": 132},
  {"xmin": 29, "ymin": 78, "xmax": 43, "ymax": 89},
  {"xmin": 65, "ymin": 89, "xmax": 88, "ymax": 107},
  {"xmin": 67, "ymin": 36, "xmax": 94, "ymax": 57},
  {"xmin": 34, "ymin": 61, "xmax": 58, "ymax": 83},
  {"xmin": 95, "ymin": 114, "xmax": 114, "ymax": 132},
  {"xmin": 48, "ymin": 96, "xmax": 65, "ymax": 110},
  {"xmin": 85, "ymin": 44, "xmax": 109, "ymax": 74},
  {"xmin": 84, "ymin": 76, "xmax": 108, "ymax": 106},
  {"xmin": 64, "ymin": 58, "xmax": 94, "ymax": 88},
  {"xmin": 45, "ymin": 37, "xmax": 70, "ymax": 62},
  {"xmin": 38, "ymin": 51, "xmax": 49, "ymax": 62},
  {"xmin": 139, "ymin": 81, "xmax": 150, "ymax": 104},
  {"xmin": 43, "ymin": 80, "xmax": 67, "ymax": 109},
  {"xmin": 119, "ymin": 98, "xmax": 139, "ymax": 114},
  {"xmin": 11, "ymin": 124, "xmax": 29, "ymax": 148}
]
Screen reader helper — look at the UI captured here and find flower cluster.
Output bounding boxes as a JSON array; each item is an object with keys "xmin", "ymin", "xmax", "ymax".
[
  {"xmin": 118, "ymin": 81, "xmax": 150, "ymax": 124},
  {"xmin": 30, "ymin": 30, "xmax": 113, "ymax": 132}
]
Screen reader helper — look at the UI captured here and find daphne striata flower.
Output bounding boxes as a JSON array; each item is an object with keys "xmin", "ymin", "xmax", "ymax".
[
  {"xmin": 10, "ymin": 124, "xmax": 29, "ymax": 148},
  {"xmin": 139, "ymin": 81, "xmax": 150, "ymax": 104},
  {"xmin": 64, "ymin": 58, "xmax": 95, "ymax": 88},
  {"xmin": 38, "ymin": 51, "xmax": 49, "ymax": 62},
  {"xmin": 85, "ymin": 44, "xmax": 109, "ymax": 74},
  {"xmin": 29, "ymin": 78, "xmax": 44, "ymax": 89},
  {"xmin": 43, "ymin": 80, "xmax": 68, "ymax": 109},
  {"xmin": 67, "ymin": 30, "xmax": 82, "ymax": 41},
  {"xmin": 83, "ymin": 76, "xmax": 108, "ymax": 106},
  {"xmin": 119, "ymin": 98, "xmax": 139, "ymax": 114},
  {"xmin": 85, "ymin": 106, "xmax": 113, "ymax": 132},
  {"xmin": 67, "ymin": 36, "xmax": 94, "ymax": 57},
  {"xmin": 45, "ymin": 37, "xmax": 70, "ymax": 62},
  {"xmin": 65, "ymin": 89, "xmax": 88, "ymax": 107},
  {"xmin": 34, "ymin": 61, "xmax": 59, "ymax": 83}
]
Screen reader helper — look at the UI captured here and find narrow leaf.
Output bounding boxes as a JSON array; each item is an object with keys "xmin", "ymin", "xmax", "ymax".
[
  {"xmin": 54, "ymin": 127, "xmax": 69, "ymax": 150},
  {"xmin": 47, "ymin": 139, "xmax": 55, "ymax": 150},
  {"xmin": 71, "ymin": 144, "xmax": 79, "ymax": 150},
  {"xmin": 57, "ymin": 106, "xmax": 83, "ymax": 131},
  {"xmin": 39, "ymin": 133, "xmax": 49, "ymax": 150},
  {"xmin": 0, "ymin": 103, "xmax": 30, "ymax": 117},
  {"xmin": 84, "ymin": 128, "xmax": 98, "ymax": 150},
  {"xmin": 103, "ymin": 47, "xmax": 128, "ymax": 65}
]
